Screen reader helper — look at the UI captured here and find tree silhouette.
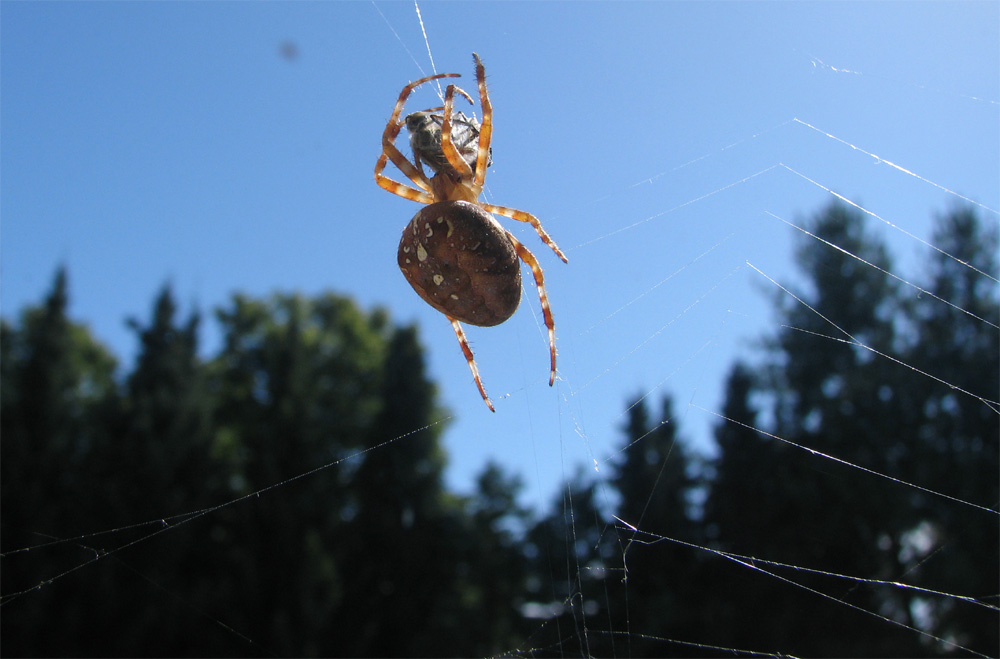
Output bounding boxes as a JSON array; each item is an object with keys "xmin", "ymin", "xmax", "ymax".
[
  {"xmin": 701, "ymin": 203, "xmax": 998, "ymax": 656},
  {"xmin": 606, "ymin": 395, "xmax": 703, "ymax": 656},
  {"xmin": 2, "ymin": 202, "xmax": 995, "ymax": 657},
  {"xmin": 1, "ymin": 268, "xmax": 119, "ymax": 656}
]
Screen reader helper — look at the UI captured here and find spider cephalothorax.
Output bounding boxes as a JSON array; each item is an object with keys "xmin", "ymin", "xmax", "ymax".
[{"xmin": 375, "ymin": 53, "xmax": 566, "ymax": 411}]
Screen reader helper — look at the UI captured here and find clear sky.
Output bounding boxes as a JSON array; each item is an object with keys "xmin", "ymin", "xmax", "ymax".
[{"xmin": 3, "ymin": 1, "xmax": 998, "ymax": 510}]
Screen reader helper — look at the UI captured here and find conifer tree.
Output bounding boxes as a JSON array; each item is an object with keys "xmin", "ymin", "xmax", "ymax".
[
  {"xmin": 209, "ymin": 292, "xmax": 392, "ymax": 655},
  {"xmin": 702, "ymin": 203, "xmax": 998, "ymax": 655},
  {"xmin": 1, "ymin": 269, "xmax": 118, "ymax": 656},
  {"xmin": 608, "ymin": 395, "xmax": 699, "ymax": 655}
]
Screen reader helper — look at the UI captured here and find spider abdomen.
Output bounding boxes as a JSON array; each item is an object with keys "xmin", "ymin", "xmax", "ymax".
[{"xmin": 398, "ymin": 200, "xmax": 521, "ymax": 327}]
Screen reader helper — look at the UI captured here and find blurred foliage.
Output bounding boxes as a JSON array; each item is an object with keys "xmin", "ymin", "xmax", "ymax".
[{"xmin": 2, "ymin": 204, "xmax": 996, "ymax": 657}]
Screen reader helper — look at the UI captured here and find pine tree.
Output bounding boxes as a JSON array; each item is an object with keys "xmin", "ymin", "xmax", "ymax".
[
  {"xmin": 117, "ymin": 286, "xmax": 212, "ymax": 516},
  {"xmin": 458, "ymin": 462, "xmax": 533, "ymax": 655},
  {"xmin": 1, "ymin": 268, "xmax": 119, "ymax": 656},
  {"xmin": 522, "ymin": 467, "xmax": 609, "ymax": 657},
  {"xmin": 702, "ymin": 203, "xmax": 998, "ymax": 656},
  {"xmin": 208, "ymin": 292, "xmax": 392, "ymax": 655},
  {"xmin": 898, "ymin": 208, "xmax": 999, "ymax": 654},
  {"xmin": 334, "ymin": 323, "xmax": 457, "ymax": 656},
  {"xmin": 606, "ymin": 394, "xmax": 701, "ymax": 656}
]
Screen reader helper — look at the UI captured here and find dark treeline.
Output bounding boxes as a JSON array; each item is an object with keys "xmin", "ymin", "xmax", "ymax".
[{"xmin": 2, "ymin": 203, "xmax": 997, "ymax": 657}]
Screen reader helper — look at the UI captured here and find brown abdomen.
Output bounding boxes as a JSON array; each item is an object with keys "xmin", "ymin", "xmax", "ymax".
[{"xmin": 398, "ymin": 201, "xmax": 521, "ymax": 327}]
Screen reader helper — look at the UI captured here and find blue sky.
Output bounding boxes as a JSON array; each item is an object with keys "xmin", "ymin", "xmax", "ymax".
[{"xmin": 3, "ymin": 1, "xmax": 998, "ymax": 511}]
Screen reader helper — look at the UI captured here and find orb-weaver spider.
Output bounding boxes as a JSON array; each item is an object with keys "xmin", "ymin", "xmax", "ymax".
[{"xmin": 375, "ymin": 53, "xmax": 567, "ymax": 411}]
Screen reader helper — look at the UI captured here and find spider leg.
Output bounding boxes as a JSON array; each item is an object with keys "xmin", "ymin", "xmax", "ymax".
[
  {"xmin": 413, "ymin": 81, "xmax": 476, "ymax": 113},
  {"xmin": 484, "ymin": 204, "xmax": 568, "ymax": 263},
  {"xmin": 504, "ymin": 231, "xmax": 557, "ymax": 386},
  {"xmin": 386, "ymin": 72, "xmax": 461, "ymax": 127},
  {"xmin": 411, "ymin": 92, "xmax": 476, "ymax": 179},
  {"xmin": 379, "ymin": 119, "xmax": 433, "ymax": 194},
  {"xmin": 376, "ymin": 72, "xmax": 462, "ymax": 197},
  {"xmin": 471, "ymin": 53, "xmax": 492, "ymax": 189},
  {"xmin": 440, "ymin": 83, "xmax": 477, "ymax": 179},
  {"xmin": 447, "ymin": 316, "xmax": 495, "ymax": 412},
  {"xmin": 376, "ymin": 154, "xmax": 434, "ymax": 203}
]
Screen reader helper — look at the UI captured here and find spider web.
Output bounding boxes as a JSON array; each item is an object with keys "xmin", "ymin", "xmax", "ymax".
[
  {"xmin": 2, "ymin": 2, "xmax": 997, "ymax": 657},
  {"xmin": 515, "ymin": 134, "xmax": 998, "ymax": 655}
]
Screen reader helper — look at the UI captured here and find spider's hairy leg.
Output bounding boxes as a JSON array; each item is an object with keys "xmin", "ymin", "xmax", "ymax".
[
  {"xmin": 376, "ymin": 118, "xmax": 433, "ymax": 201},
  {"xmin": 387, "ymin": 72, "xmax": 461, "ymax": 128},
  {"xmin": 471, "ymin": 53, "xmax": 492, "ymax": 189},
  {"xmin": 375, "ymin": 154, "xmax": 435, "ymax": 204},
  {"xmin": 483, "ymin": 204, "xmax": 569, "ymax": 264},
  {"xmin": 376, "ymin": 72, "xmax": 461, "ymax": 197},
  {"xmin": 505, "ymin": 231, "xmax": 557, "ymax": 386},
  {"xmin": 440, "ymin": 83, "xmax": 477, "ymax": 179},
  {"xmin": 413, "ymin": 82, "xmax": 475, "ymax": 115},
  {"xmin": 448, "ymin": 316, "xmax": 495, "ymax": 412},
  {"xmin": 379, "ymin": 114, "xmax": 434, "ymax": 195}
]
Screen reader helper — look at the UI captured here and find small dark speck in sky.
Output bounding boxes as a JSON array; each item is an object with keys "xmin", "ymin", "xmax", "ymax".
[{"xmin": 279, "ymin": 40, "xmax": 299, "ymax": 62}]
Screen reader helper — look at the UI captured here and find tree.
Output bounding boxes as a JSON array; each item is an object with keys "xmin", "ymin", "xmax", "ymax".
[
  {"xmin": 207, "ymin": 292, "xmax": 393, "ymax": 655},
  {"xmin": 701, "ymin": 203, "xmax": 998, "ymax": 656},
  {"xmin": 606, "ymin": 394, "xmax": 703, "ymax": 656},
  {"xmin": 453, "ymin": 462, "xmax": 533, "ymax": 655},
  {"xmin": 3, "ymin": 277, "xmax": 549, "ymax": 657},
  {"xmin": 114, "ymin": 286, "xmax": 214, "ymax": 517},
  {"xmin": 898, "ymin": 208, "xmax": 999, "ymax": 654},
  {"xmin": 763, "ymin": 202, "xmax": 917, "ymax": 654},
  {"xmin": 521, "ymin": 467, "xmax": 610, "ymax": 658},
  {"xmin": 334, "ymin": 322, "xmax": 459, "ymax": 656},
  {"xmin": 699, "ymin": 362, "xmax": 807, "ymax": 651},
  {"xmin": 1, "ymin": 268, "xmax": 119, "ymax": 656}
]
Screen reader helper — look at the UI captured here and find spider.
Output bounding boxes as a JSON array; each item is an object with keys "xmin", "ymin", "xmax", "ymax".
[{"xmin": 375, "ymin": 53, "xmax": 567, "ymax": 411}]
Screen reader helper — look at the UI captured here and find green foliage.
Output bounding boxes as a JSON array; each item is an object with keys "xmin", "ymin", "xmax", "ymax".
[
  {"xmin": 696, "ymin": 203, "xmax": 998, "ymax": 656},
  {"xmin": 1, "ymin": 268, "xmax": 120, "ymax": 655},
  {"xmin": 606, "ymin": 395, "xmax": 705, "ymax": 656},
  {"xmin": 0, "ymin": 275, "xmax": 530, "ymax": 657},
  {"xmin": 2, "ymin": 203, "xmax": 995, "ymax": 657},
  {"xmin": 521, "ymin": 203, "xmax": 997, "ymax": 657}
]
